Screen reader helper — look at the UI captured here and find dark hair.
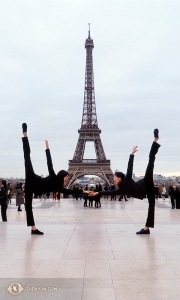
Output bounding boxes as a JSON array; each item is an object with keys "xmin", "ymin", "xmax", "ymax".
[
  {"xmin": 114, "ymin": 172, "xmax": 125, "ymax": 181},
  {"xmin": 1, "ymin": 180, "xmax": 7, "ymax": 190},
  {"xmin": 56, "ymin": 170, "xmax": 69, "ymax": 191}
]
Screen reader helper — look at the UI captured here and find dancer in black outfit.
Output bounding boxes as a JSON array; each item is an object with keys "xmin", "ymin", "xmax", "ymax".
[
  {"xmin": 89, "ymin": 129, "xmax": 160, "ymax": 234},
  {"xmin": 22, "ymin": 123, "xmax": 82, "ymax": 235}
]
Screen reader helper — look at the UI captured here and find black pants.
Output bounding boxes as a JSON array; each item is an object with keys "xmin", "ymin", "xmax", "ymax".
[
  {"xmin": 171, "ymin": 197, "xmax": 175, "ymax": 209},
  {"xmin": 118, "ymin": 195, "xmax": 127, "ymax": 201},
  {"xmin": 84, "ymin": 199, "xmax": 88, "ymax": 207},
  {"xmin": 89, "ymin": 200, "xmax": 93, "ymax": 207},
  {"xmin": 143, "ymin": 142, "xmax": 160, "ymax": 228},
  {"xmin": 111, "ymin": 194, "xmax": 116, "ymax": 200},
  {"xmin": 1, "ymin": 203, "xmax": 8, "ymax": 221},
  {"xmin": 95, "ymin": 199, "xmax": 101, "ymax": 208},
  {"xmin": 22, "ymin": 137, "xmax": 39, "ymax": 227}
]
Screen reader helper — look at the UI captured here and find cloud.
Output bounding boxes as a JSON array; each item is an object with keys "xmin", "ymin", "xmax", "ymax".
[{"xmin": 0, "ymin": 0, "xmax": 180, "ymax": 177}]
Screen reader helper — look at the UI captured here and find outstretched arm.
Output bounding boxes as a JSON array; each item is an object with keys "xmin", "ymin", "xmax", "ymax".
[
  {"xmin": 126, "ymin": 146, "xmax": 138, "ymax": 179},
  {"xmin": 61, "ymin": 188, "xmax": 82, "ymax": 195},
  {"xmin": 45, "ymin": 140, "xmax": 55, "ymax": 176}
]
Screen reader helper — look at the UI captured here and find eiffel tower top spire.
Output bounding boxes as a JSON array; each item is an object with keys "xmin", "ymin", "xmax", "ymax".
[
  {"xmin": 88, "ymin": 23, "xmax": 90, "ymax": 38},
  {"xmin": 79, "ymin": 25, "xmax": 100, "ymax": 133}
]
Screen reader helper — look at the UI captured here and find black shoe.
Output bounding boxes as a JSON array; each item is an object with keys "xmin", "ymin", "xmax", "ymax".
[
  {"xmin": 136, "ymin": 228, "xmax": 150, "ymax": 234},
  {"xmin": 18, "ymin": 208, "xmax": 22, "ymax": 211},
  {"xmin": 31, "ymin": 229, "xmax": 44, "ymax": 235},
  {"xmin": 22, "ymin": 123, "xmax": 27, "ymax": 132},
  {"xmin": 154, "ymin": 128, "xmax": 159, "ymax": 138}
]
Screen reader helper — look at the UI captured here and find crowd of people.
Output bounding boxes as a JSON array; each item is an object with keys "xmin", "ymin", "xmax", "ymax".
[
  {"xmin": 155, "ymin": 184, "xmax": 180, "ymax": 209},
  {"xmin": 73, "ymin": 183, "xmax": 128, "ymax": 203},
  {"xmin": 1, "ymin": 181, "xmax": 180, "ymax": 224}
]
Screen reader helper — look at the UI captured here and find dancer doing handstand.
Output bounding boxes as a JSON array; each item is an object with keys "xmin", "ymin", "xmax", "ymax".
[
  {"xmin": 22, "ymin": 123, "xmax": 82, "ymax": 235},
  {"xmin": 89, "ymin": 129, "xmax": 160, "ymax": 234}
]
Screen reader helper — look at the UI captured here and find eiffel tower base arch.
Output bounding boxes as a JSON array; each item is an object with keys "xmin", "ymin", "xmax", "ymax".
[{"xmin": 66, "ymin": 161, "xmax": 114, "ymax": 188}]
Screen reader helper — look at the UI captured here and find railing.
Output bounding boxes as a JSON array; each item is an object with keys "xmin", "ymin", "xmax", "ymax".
[
  {"xmin": 69, "ymin": 159, "xmax": 111, "ymax": 164},
  {"xmin": 82, "ymin": 159, "xmax": 97, "ymax": 163}
]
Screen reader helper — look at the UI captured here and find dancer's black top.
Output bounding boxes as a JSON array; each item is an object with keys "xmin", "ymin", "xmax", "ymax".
[
  {"xmin": 28, "ymin": 148, "xmax": 81, "ymax": 196},
  {"xmin": 99, "ymin": 155, "xmax": 146, "ymax": 200}
]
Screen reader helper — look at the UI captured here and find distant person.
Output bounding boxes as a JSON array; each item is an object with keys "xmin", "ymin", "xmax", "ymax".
[
  {"xmin": 155, "ymin": 185, "xmax": 160, "ymax": 199},
  {"xmin": 21, "ymin": 123, "xmax": 82, "ymax": 235},
  {"xmin": 74, "ymin": 186, "xmax": 79, "ymax": 200},
  {"xmin": 94, "ymin": 184, "xmax": 102, "ymax": 208},
  {"xmin": 16, "ymin": 182, "xmax": 25, "ymax": 211},
  {"xmin": 110, "ymin": 183, "xmax": 116, "ymax": 200},
  {"xmin": 104, "ymin": 185, "xmax": 109, "ymax": 199},
  {"xmin": 98, "ymin": 182, "xmax": 102, "ymax": 191},
  {"xmin": 0, "ymin": 180, "xmax": 8, "ymax": 222},
  {"xmin": 7, "ymin": 183, "xmax": 12, "ymax": 204},
  {"xmin": 175, "ymin": 186, "xmax": 180, "ymax": 209},
  {"xmin": 161, "ymin": 185, "xmax": 166, "ymax": 199},
  {"xmin": 87, "ymin": 129, "xmax": 161, "ymax": 235},
  {"xmin": 83, "ymin": 185, "xmax": 89, "ymax": 207},
  {"xmin": 169, "ymin": 185, "xmax": 175, "ymax": 209},
  {"xmin": 94, "ymin": 189, "xmax": 101, "ymax": 208},
  {"xmin": 46, "ymin": 192, "xmax": 50, "ymax": 199},
  {"xmin": 53, "ymin": 191, "xmax": 57, "ymax": 200},
  {"xmin": 79, "ymin": 187, "xmax": 83, "ymax": 200}
]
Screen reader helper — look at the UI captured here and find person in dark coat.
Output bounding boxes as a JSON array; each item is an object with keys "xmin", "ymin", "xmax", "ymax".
[
  {"xmin": 46, "ymin": 192, "xmax": 50, "ymax": 199},
  {"xmin": 174, "ymin": 186, "xmax": 180, "ymax": 209},
  {"xmin": 15, "ymin": 182, "xmax": 24, "ymax": 211},
  {"xmin": 94, "ymin": 186, "xmax": 101, "ymax": 208},
  {"xmin": 83, "ymin": 185, "xmax": 89, "ymax": 207},
  {"xmin": 155, "ymin": 185, "xmax": 160, "ymax": 199},
  {"xmin": 168, "ymin": 185, "xmax": 175, "ymax": 209},
  {"xmin": 104, "ymin": 185, "xmax": 109, "ymax": 199},
  {"xmin": 22, "ymin": 123, "xmax": 82, "ymax": 235},
  {"xmin": 53, "ymin": 192, "xmax": 57, "ymax": 200},
  {"xmin": 7, "ymin": 183, "xmax": 12, "ymax": 204},
  {"xmin": 98, "ymin": 183, "xmax": 102, "ymax": 191},
  {"xmin": 0, "ymin": 180, "xmax": 8, "ymax": 221},
  {"xmin": 74, "ymin": 186, "xmax": 79, "ymax": 200},
  {"xmin": 87, "ymin": 129, "xmax": 160, "ymax": 234},
  {"xmin": 110, "ymin": 183, "xmax": 116, "ymax": 201},
  {"xmin": 94, "ymin": 192, "xmax": 101, "ymax": 208}
]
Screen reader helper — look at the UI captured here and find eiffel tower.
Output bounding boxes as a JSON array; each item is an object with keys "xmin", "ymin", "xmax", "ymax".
[{"xmin": 66, "ymin": 25, "xmax": 114, "ymax": 188}]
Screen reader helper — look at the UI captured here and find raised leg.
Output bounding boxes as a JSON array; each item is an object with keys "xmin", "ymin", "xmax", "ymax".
[
  {"xmin": 136, "ymin": 131, "xmax": 160, "ymax": 234},
  {"xmin": 22, "ymin": 124, "xmax": 44, "ymax": 235}
]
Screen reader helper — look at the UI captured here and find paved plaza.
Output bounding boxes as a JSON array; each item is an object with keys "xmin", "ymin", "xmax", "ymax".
[{"xmin": 0, "ymin": 196, "xmax": 180, "ymax": 299}]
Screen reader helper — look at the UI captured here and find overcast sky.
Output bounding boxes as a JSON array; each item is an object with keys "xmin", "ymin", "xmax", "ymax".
[{"xmin": 0, "ymin": 0, "xmax": 180, "ymax": 178}]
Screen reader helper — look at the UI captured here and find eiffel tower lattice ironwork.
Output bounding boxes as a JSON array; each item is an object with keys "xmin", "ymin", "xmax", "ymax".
[{"xmin": 66, "ymin": 26, "xmax": 114, "ymax": 188}]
